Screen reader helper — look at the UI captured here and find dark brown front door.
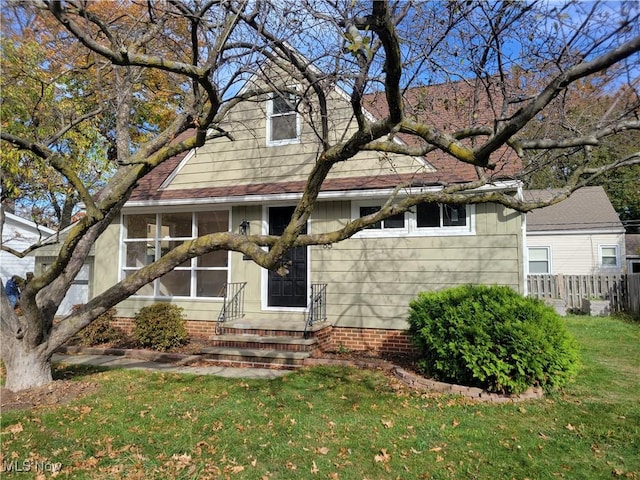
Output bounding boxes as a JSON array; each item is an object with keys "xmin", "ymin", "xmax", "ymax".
[{"xmin": 267, "ymin": 206, "xmax": 307, "ymax": 307}]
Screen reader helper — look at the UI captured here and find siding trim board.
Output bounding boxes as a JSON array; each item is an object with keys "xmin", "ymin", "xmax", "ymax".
[
  {"xmin": 529, "ymin": 229, "xmax": 625, "ymax": 236},
  {"xmin": 127, "ymin": 180, "xmax": 521, "ymax": 207}
]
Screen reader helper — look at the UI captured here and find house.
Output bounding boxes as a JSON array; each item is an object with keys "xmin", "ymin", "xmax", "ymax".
[
  {"xmin": 1, "ymin": 211, "xmax": 55, "ymax": 284},
  {"xmin": 90, "ymin": 73, "xmax": 525, "ymax": 357},
  {"xmin": 524, "ymin": 186, "xmax": 626, "ymax": 276},
  {"xmin": 30, "ymin": 222, "xmax": 94, "ymax": 316}
]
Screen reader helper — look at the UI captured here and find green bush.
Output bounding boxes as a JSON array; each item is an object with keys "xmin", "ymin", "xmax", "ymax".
[
  {"xmin": 407, "ymin": 285, "xmax": 579, "ymax": 394},
  {"xmin": 133, "ymin": 303, "xmax": 188, "ymax": 352},
  {"xmin": 77, "ymin": 308, "xmax": 124, "ymax": 346}
]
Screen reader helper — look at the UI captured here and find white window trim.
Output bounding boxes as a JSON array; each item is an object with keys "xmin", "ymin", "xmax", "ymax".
[
  {"xmin": 351, "ymin": 201, "xmax": 475, "ymax": 238},
  {"xmin": 598, "ymin": 244, "xmax": 620, "ymax": 268},
  {"xmin": 120, "ymin": 209, "xmax": 231, "ymax": 300},
  {"xmin": 266, "ymin": 90, "xmax": 301, "ymax": 147},
  {"xmin": 527, "ymin": 246, "xmax": 552, "ymax": 275}
]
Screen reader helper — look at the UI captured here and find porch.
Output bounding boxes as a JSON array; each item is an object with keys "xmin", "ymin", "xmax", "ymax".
[{"xmin": 201, "ymin": 282, "xmax": 331, "ymax": 369}]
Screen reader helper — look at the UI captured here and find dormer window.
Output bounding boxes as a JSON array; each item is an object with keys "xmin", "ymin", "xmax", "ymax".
[{"xmin": 267, "ymin": 91, "xmax": 300, "ymax": 146}]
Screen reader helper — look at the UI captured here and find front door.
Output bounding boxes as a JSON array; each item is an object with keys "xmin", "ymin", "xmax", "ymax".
[{"xmin": 267, "ymin": 206, "xmax": 307, "ymax": 307}]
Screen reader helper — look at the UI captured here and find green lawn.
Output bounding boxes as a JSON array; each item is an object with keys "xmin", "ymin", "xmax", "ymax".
[{"xmin": 1, "ymin": 316, "xmax": 639, "ymax": 479}]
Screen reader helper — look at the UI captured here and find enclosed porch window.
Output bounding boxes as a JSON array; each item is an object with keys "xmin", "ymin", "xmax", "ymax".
[{"xmin": 122, "ymin": 210, "xmax": 229, "ymax": 298}]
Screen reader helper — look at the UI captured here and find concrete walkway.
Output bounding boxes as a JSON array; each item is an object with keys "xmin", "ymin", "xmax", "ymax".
[{"xmin": 52, "ymin": 353, "xmax": 292, "ymax": 380}]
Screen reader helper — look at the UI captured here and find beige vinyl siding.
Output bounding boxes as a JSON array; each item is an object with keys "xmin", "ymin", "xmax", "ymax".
[
  {"xmin": 93, "ymin": 201, "xmax": 522, "ymax": 327},
  {"xmin": 92, "ymin": 220, "xmax": 121, "ymax": 296},
  {"xmin": 165, "ymin": 89, "xmax": 431, "ymax": 191},
  {"xmin": 527, "ymin": 232, "xmax": 625, "ymax": 275},
  {"xmin": 310, "ymin": 202, "xmax": 523, "ymax": 330}
]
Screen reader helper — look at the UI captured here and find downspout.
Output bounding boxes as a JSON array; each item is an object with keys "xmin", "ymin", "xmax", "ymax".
[{"xmin": 517, "ymin": 183, "xmax": 528, "ymax": 295}]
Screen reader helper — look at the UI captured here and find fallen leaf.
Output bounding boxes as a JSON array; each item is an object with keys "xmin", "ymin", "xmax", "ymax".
[
  {"xmin": 311, "ymin": 460, "xmax": 319, "ymax": 474},
  {"xmin": 172, "ymin": 453, "xmax": 192, "ymax": 470},
  {"xmin": 374, "ymin": 449, "xmax": 391, "ymax": 463},
  {"xmin": 5, "ymin": 423, "xmax": 23, "ymax": 434},
  {"xmin": 316, "ymin": 447, "xmax": 329, "ymax": 455},
  {"xmin": 381, "ymin": 419, "xmax": 394, "ymax": 429},
  {"xmin": 565, "ymin": 424, "xmax": 575, "ymax": 431}
]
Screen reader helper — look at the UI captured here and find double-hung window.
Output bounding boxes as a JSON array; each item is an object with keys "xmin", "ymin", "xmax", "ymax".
[
  {"xmin": 267, "ymin": 91, "xmax": 300, "ymax": 145},
  {"xmin": 599, "ymin": 245, "xmax": 619, "ymax": 268},
  {"xmin": 528, "ymin": 247, "xmax": 551, "ymax": 274},
  {"xmin": 122, "ymin": 211, "xmax": 229, "ymax": 298}
]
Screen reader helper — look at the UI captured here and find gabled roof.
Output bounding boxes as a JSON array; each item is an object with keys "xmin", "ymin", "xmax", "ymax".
[
  {"xmin": 2, "ymin": 211, "xmax": 55, "ymax": 236},
  {"xmin": 524, "ymin": 186, "xmax": 623, "ymax": 232},
  {"xmin": 129, "ymin": 82, "xmax": 522, "ymax": 203},
  {"xmin": 362, "ymin": 84, "xmax": 521, "ymax": 182}
]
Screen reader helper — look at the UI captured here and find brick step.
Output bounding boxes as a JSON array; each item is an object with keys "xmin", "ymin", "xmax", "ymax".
[
  {"xmin": 217, "ymin": 319, "xmax": 329, "ymax": 337},
  {"xmin": 209, "ymin": 334, "xmax": 317, "ymax": 352},
  {"xmin": 200, "ymin": 347, "xmax": 311, "ymax": 368}
]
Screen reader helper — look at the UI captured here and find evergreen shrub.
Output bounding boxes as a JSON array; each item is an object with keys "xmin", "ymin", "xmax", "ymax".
[
  {"xmin": 407, "ymin": 285, "xmax": 579, "ymax": 394},
  {"xmin": 133, "ymin": 303, "xmax": 188, "ymax": 351}
]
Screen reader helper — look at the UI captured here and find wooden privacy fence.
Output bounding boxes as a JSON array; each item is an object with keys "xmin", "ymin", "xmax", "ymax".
[{"xmin": 527, "ymin": 274, "xmax": 640, "ymax": 315}]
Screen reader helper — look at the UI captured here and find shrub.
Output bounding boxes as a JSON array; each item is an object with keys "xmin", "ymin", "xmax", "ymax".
[
  {"xmin": 407, "ymin": 285, "xmax": 579, "ymax": 394},
  {"xmin": 76, "ymin": 308, "xmax": 124, "ymax": 346},
  {"xmin": 133, "ymin": 303, "xmax": 188, "ymax": 351}
]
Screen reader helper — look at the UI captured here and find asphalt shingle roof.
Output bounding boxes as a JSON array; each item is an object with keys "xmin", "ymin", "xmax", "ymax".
[{"xmin": 524, "ymin": 186, "xmax": 623, "ymax": 232}]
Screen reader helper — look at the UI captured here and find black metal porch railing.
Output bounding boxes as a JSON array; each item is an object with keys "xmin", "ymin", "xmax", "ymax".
[
  {"xmin": 303, "ymin": 283, "xmax": 327, "ymax": 338},
  {"xmin": 216, "ymin": 282, "xmax": 247, "ymax": 334}
]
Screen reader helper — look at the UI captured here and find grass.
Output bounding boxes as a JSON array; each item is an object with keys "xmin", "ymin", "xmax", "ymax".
[{"xmin": 1, "ymin": 316, "xmax": 639, "ymax": 479}]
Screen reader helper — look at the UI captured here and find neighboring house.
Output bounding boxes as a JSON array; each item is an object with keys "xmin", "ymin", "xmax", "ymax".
[
  {"xmin": 1, "ymin": 211, "xmax": 55, "ymax": 283},
  {"xmin": 91, "ymin": 72, "xmax": 525, "ymax": 353},
  {"xmin": 31, "ymin": 221, "xmax": 94, "ymax": 316},
  {"xmin": 626, "ymin": 234, "xmax": 640, "ymax": 273},
  {"xmin": 524, "ymin": 186, "xmax": 626, "ymax": 276}
]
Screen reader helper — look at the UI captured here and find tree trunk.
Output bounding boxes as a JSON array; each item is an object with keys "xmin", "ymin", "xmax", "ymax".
[{"xmin": 2, "ymin": 342, "xmax": 53, "ymax": 392}]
